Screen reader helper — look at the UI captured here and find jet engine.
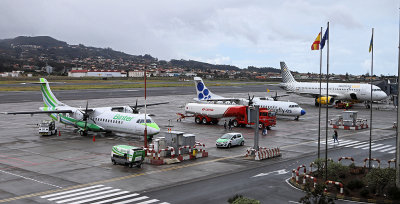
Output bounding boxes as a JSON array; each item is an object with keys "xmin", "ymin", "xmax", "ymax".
[{"xmin": 315, "ymin": 96, "xmax": 334, "ymax": 106}]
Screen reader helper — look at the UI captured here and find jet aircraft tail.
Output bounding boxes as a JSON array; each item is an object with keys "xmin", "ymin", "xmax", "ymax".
[
  {"xmin": 193, "ymin": 77, "xmax": 224, "ymax": 100},
  {"xmin": 280, "ymin": 62, "xmax": 297, "ymax": 84},
  {"xmin": 38, "ymin": 78, "xmax": 64, "ymax": 108}
]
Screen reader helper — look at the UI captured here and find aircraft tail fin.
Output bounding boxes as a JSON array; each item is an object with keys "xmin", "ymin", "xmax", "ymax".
[
  {"xmin": 280, "ymin": 62, "xmax": 297, "ymax": 84},
  {"xmin": 39, "ymin": 78, "xmax": 63, "ymax": 108},
  {"xmin": 193, "ymin": 77, "xmax": 224, "ymax": 100}
]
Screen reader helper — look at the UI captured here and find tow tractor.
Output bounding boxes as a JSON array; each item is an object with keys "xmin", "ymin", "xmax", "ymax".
[
  {"xmin": 111, "ymin": 145, "xmax": 145, "ymax": 168},
  {"xmin": 38, "ymin": 120, "xmax": 57, "ymax": 136},
  {"xmin": 335, "ymin": 102, "xmax": 353, "ymax": 109}
]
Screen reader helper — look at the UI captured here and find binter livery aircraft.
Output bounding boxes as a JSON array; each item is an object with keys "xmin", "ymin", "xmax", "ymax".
[
  {"xmin": 3, "ymin": 78, "xmax": 163, "ymax": 136},
  {"xmin": 193, "ymin": 77, "xmax": 306, "ymax": 120},
  {"xmin": 279, "ymin": 62, "xmax": 388, "ymax": 106}
]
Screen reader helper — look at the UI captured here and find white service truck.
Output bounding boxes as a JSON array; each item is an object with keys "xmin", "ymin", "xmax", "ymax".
[{"xmin": 38, "ymin": 120, "xmax": 57, "ymax": 136}]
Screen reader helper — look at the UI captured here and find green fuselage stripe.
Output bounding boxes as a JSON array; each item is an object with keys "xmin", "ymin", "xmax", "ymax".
[
  {"xmin": 43, "ymin": 84, "xmax": 58, "ymax": 106},
  {"xmin": 41, "ymin": 85, "xmax": 55, "ymax": 107}
]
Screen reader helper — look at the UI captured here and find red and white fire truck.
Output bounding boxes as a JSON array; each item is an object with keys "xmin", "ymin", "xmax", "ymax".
[{"xmin": 178, "ymin": 103, "xmax": 276, "ymax": 129}]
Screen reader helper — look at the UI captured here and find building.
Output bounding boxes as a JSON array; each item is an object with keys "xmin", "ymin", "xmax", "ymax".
[
  {"xmin": 68, "ymin": 69, "xmax": 88, "ymax": 77},
  {"xmin": 128, "ymin": 70, "xmax": 144, "ymax": 78},
  {"xmin": 0, "ymin": 71, "xmax": 23, "ymax": 77},
  {"xmin": 45, "ymin": 65, "xmax": 53, "ymax": 74}
]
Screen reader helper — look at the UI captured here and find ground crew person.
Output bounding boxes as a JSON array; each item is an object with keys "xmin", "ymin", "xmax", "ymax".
[
  {"xmin": 345, "ymin": 103, "xmax": 349, "ymax": 110},
  {"xmin": 333, "ymin": 130, "xmax": 339, "ymax": 144}
]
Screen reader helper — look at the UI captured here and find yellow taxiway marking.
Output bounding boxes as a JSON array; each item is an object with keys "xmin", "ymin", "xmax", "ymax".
[{"xmin": 0, "ymin": 126, "xmax": 393, "ymax": 203}]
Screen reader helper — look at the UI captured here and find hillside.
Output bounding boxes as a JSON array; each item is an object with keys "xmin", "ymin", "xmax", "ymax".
[{"xmin": 0, "ymin": 36, "xmax": 280, "ymax": 74}]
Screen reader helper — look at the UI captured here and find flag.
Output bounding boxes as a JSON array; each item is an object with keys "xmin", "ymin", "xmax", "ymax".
[
  {"xmin": 369, "ymin": 33, "xmax": 373, "ymax": 53},
  {"xmin": 311, "ymin": 32, "xmax": 321, "ymax": 50},
  {"xmin": 320, "ymin": 27, "xmax": 329, "ymax": 49}
]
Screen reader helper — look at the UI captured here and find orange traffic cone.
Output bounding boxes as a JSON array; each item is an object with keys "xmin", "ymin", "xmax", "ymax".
[{"xmin": 93, "ymin": 136, "xmax": 96, "ymax": 142}]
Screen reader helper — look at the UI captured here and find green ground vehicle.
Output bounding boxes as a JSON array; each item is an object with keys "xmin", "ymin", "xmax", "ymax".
[{"xmin": 111, "ymin": 145, "xmax": 145, "ymax": 168}]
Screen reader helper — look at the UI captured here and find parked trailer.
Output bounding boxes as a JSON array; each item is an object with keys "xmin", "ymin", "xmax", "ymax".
[{"xmin": 181, "ymin": 103, "xmax": 276, "ymax": 129}]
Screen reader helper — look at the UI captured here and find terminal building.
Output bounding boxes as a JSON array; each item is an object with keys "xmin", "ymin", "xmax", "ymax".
[{"xmin": 68, "ymin": 69, "xmax": 127, "ymax": 77}]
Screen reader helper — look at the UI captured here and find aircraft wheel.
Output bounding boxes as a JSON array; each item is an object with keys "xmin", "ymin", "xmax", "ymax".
[
  {"xmin": 112, "ymin": 160, "xmax": 117, "ymax": 165},
  {"xmin": 195, "ymin": 117, "xmax": 202, "ymax": 124},
  {"xmin": 129, "ymin": 163, "xmax": 133, "ymax": 168},
  {"xmin": 202, "ymin": 118, "xmax": 208, "ymax": 124},
  {"xmin": 258, "ymin": 124, "xmax": 263, "ymax": 129},
  {"xmin": 227, "ymin": 143, "xmax": 231, "ymax": 148},
  {"xmin": 233, "ymin": 120, "xmax": 238, "ymax": 127},
  {"xmin": 137, "ymin": 163, "xmax": 143, "ymax": 168},
  {"xmin": 240, "ymin": 141, "xmax": 244, "ymax": 146},
  {"xmin": 79, "ymin": 131, "xmax": 84, "ymax": 136}
]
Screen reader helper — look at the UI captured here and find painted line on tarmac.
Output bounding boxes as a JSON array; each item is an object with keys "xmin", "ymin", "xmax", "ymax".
[
  {"xmin": 0, "ymin": 126, "xmax": 394, "ymax": 203},
  {"xmin": 280, "ymin": 126, "xmax": 393, "ymax": 149},
  {"xmin": 0, "ymin": 169, "xmax": 62, "ymax": 189},
  {"xmin": 0, "ymin": 156, "xmax": 235, "ymax": 203}
]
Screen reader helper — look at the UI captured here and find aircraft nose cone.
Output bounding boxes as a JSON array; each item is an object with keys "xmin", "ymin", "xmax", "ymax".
[{"xmin": 301, "ymin": 109, "xmax": 306, "ymax": 115}]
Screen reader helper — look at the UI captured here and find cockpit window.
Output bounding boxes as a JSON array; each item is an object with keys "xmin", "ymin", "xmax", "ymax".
[{"xmin": 136, "ymin": 119, "xmax": 152, "ymax": 123}]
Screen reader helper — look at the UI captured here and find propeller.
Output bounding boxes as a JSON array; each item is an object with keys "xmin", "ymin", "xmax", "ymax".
[
  {"xmin": 78, "ymin": 100, "xmax": 90, "ymax": 136},
  {"xmin": 272, "ymin": 91, "xmax": 278, "ymax": 101},
  {"xmin": 129, "ymin": 99, "xmax": 140, "ymax": 114},
  {"xmin": 248, "ymin": 93, "xmax": 255, "ymax": 106}
]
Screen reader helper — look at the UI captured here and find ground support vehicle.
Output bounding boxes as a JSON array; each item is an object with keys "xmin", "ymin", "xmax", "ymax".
[
  {"xmin": 38, "ymin": 120, "xmax": 57, "ymax": 135},
  {"xmin": 111, "ymin": 145, "xmax": 145, "ymax": 168},
  {"xmin": 216, "ymin": 133, "xmax": 245, "ymax": 148},
  {"xmin": 179, "ymin": 103, "xmax": 276, "ymax": 129},
  {"xmin": 335, "ymin": 102, "xmax": 353, "ymax": 109}
]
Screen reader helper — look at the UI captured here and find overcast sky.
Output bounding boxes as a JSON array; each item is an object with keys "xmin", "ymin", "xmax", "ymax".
[{"xmin": 0, "ymin": 0, "xmax": 399, "ymax": 75}]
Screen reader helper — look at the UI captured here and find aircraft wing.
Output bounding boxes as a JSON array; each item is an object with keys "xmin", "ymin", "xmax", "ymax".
[
  {"xmin": 135, "ymin": 102, "xmax": 169, "ymax": 107},
  {"xmin": 2, "ymin": 110, "xmax": 73, "ymax": 115},
  {"xmin": 297, "ymin": 92, "xmax": 340, "ymax": 98},
  {"xmin": 110, "ymin": 102, "xmax": 169, "ymax": 111}
]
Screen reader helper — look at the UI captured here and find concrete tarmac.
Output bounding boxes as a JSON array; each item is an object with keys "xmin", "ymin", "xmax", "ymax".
[{"xmin": 0, "ymin": 86, "xmax": 397, "ymax": 203}]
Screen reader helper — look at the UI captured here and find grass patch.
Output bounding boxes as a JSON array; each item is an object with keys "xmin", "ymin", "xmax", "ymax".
[{"xmin": 0, "ymin": 82, "xmax": 267, "ymax": 91}]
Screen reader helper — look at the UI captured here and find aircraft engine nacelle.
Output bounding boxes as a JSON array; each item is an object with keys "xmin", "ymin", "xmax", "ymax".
[{"xmin": 315, "ymin": 96, "xmax": 334, "ymax": 106}]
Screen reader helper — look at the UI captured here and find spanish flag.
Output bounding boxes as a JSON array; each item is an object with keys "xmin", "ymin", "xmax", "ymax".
[{"xmin": 311, "ymin": 32, "xmax": 321, "ymax": 50}]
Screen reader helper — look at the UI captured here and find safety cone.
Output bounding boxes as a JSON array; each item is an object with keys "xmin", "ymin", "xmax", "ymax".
[
  {"xmin": 58, "ymin": 131, "xmax": 61, "ymax": 136},
  {"xmin": 92, "ymin": 136, "xmax": 95, "ymax": 142}
]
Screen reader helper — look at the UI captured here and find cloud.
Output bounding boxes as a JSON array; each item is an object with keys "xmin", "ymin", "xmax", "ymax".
[{"xmin": 0, "ymin": 0, "xmax": 398, "ymax": 75}]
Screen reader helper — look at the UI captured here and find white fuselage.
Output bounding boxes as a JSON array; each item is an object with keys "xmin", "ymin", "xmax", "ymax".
[
  {"xmin": 185, "ymin": 103, "xmax": 238, "ymax": 118},
  {"xmin": 45, "ymin": 106, "xmax": 160, "ymax": 136},
  {"xmin": 251, "ymin": 98, "xmax": 305, "ymax": 116},
  {"xmin": 280, "ymin": 82, "xmax": 387, "ymax": 102}
]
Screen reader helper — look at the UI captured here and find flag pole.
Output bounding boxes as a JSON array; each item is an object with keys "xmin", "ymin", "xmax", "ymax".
[
  {"xmin": 396, "ymin": 8, "xmax": 400, "ymax": 187},
  {"xmin": 325, "ymin": 21, "xmax": 330, "ymax": 181},
  {"xmin": 318, "ymin": 26, "xmax": 323, "ymax": 159},
  {"xmin": 144, "ymin": 66, "xmax": 148, "ymax": 148},
  {"xmin": 369, "ymin": 28, "xmax": 374, "ymax": 169}
]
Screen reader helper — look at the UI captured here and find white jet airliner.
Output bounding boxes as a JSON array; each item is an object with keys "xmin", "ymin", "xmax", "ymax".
[
  {"xmin": 279, "ymin": 62, "xmax": 388, "ymax": 106},
  {"xmin": 3, "ymin": 78, "xmax": 164, "ymax": 136},
  {"xmin": 193, "ymin": 77, "xmax": 306, "ymax": 120}
]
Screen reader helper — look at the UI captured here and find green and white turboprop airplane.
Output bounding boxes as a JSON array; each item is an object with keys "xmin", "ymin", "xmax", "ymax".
[{"xmin": 3, "ymin": 78, "xmax": 165, "ymax": 137}]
